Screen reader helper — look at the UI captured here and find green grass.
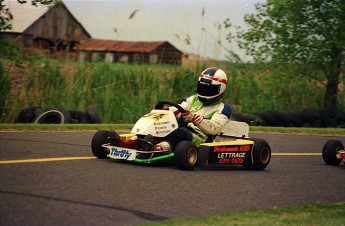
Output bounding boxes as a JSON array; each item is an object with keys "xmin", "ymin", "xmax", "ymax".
[
  {"xmin": 0, "ymin": 123, "xmax": 344, "ymax": 136},
  {"xmin": 142, "ymin": 202, "xmax": 345, "ymax": 226},
  {"xmin": 0, "ymin": 123, "xmax": 133, "ymax": 131},
  {"xmin": 250, "ymin": 126, "xmax": 345, "ymax": 136}
]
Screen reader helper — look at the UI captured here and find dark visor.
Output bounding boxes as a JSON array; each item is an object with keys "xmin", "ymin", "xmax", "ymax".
[{"xmin": 197, "ymin": 83, "xmax": 221, "ymax": 96}]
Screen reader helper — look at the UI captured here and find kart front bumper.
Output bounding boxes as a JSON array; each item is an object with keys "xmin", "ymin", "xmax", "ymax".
[{"xmin": 103, "ymin": 143, "xmax": 174, "ymax": 163}]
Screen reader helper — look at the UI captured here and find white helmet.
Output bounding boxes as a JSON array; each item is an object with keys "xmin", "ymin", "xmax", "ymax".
[{"xmin": 197, "ymin": 67, "xmax": 228, "ymax": 104}]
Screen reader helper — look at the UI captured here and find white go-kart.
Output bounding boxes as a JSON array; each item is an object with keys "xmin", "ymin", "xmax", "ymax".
[{"xmin": 91, "ymin": 101, "xmax": 271, "ymax": 170}]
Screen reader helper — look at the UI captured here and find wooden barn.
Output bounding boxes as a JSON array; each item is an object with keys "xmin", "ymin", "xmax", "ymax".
[
  {"xmin": 1, "ymin": 1, "xmax": 183, "ymax": 64},
  {"xmin": 78, "ymin": 39, "xmax": 183, "ymax": 65},
  {"xmin": 22, "ymin": 2, "xmax": 92, "ymax": 52}
]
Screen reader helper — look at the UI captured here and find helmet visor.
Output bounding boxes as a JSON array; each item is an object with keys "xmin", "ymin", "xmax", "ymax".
[{"xmin": 197, "ymin": 83, "xmax": 220, "ymax": 97}]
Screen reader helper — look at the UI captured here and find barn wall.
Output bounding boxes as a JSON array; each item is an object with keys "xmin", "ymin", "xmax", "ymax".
[
  {"xmin": 80, "ymin": 50, "xmax": 182, "ymax": 65},
  {"xmin": 0, "ymin": 32, "xmax": 34, "ymax": 47},
  {"xmin": 23, "ymin": 4, "xmax": 90, "ymax": 47},
  {"xmin": 154, "ymin": 43, "xmax": 182, "ymax": 65},
  {"xmin": 78, "ymin": 40, "xmax": 182, "ymax": 65}
]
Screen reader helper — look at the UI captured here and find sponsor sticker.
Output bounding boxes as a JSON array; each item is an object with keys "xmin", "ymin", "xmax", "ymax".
[
  {"xmin": 143, "ymin": 112, "xmax": 169, "ymax": 122},
  {"xmin": 213, "ymin": 145, "xmax": 251, "ymax": 152},
  {"xmin": 109, "ymin": 147, "xmax": 136, "ymax": 161},
  {"xmin": 209, "ymin": 144, "xmax": 253, "ymax": 164}
]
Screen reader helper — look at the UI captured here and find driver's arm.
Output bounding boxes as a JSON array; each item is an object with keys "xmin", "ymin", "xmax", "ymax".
[
  {"xmin": 196, "ymin": 112, "xmax": 230, "ymax": 135},
  {"xmin": 185, "ymin": 102, "xmax": 232, "ymax": 135}
]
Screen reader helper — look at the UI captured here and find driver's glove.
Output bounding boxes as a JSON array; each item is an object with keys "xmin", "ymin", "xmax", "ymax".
[{"xmin": 182, "ymin": 110, "xmax": 203, "ymax": 125}]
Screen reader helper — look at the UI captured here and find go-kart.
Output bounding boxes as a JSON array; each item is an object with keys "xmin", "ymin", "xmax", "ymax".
[
  {"xmin": 91, "ymin": 101, "xmax": 271, "ymax": 170},
  {"xmin": 322, "ymin": 139, "xmax": 345, "ymax": 166}
]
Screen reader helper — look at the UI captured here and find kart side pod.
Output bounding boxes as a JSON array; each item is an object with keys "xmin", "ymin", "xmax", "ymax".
[{"xmin": 198, "ymin": 138, "xmax": 271, "ymax": 170}]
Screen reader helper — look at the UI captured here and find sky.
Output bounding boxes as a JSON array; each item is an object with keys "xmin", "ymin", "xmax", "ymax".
[{"xmin": 4, "ymin": 0, "xmax": 264, "ymax": 61}]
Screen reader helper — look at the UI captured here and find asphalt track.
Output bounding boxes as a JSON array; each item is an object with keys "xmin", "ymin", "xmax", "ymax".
[{"xmin": 0, "ymin": 131, "xmax": 344, "ymax": 226}]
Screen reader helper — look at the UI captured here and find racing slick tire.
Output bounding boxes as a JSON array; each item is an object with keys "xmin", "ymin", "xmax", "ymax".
[
  {"xmin": 91, "ymin": 130, "xmax": 110, "ymax": 159},
  {"xmin": 322, "ymin": 140, "xmax": 344, "ymax": 165},
  {"xmin": 174, "ymin": 141, "xmax": 198, "ymax": 170},
  {"xmin": 244, "ymin": 138, "xmax": 271, "ymax": 170}
]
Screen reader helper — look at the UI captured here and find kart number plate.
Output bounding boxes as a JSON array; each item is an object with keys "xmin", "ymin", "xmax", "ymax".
[{"xmin": 109, "ymin": 146, "xmax": 136, "ymax": 161}]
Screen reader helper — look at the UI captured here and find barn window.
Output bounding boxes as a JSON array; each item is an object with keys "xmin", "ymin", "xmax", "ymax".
[
  {"xmin": 149, "ymin": 54, "xmax": 158, "ymax": 64},
  {"xmin": 119, "ymin": 54, "xmax": 129, "ymax": 63},
  {"xmin": 91, "ymin": 52, "xmax": 100, "ymax": 61},
  {"xmin": 105, "ymin": 53, "xmax": 114, "ymax": 62}
]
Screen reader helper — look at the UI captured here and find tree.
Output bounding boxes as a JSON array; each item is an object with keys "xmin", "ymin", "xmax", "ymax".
[
  {"xmin": 0, "ymin": 0, "xmax": 60, "ymax": 31},
  {"xmin": 225, "ymin": 0, "xmax": 345, "ymax": 111}
]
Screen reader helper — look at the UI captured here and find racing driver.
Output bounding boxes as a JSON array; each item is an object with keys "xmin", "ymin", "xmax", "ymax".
[{"xmin": 109, "ymin": 67, "xmax": 232, "ymax": 151}]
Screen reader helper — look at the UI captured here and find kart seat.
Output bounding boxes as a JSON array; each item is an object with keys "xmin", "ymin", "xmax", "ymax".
[
  {"xmin": 217, "ymin": 120, "xmax": 250, "ymax": 139},
  {"xmin": 204, "ymin": 121, "xmax": 250, "ymax": 143}
]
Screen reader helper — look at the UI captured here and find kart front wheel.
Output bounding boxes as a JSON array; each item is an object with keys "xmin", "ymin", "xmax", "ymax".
[
  {"xmin": 244, "ymin": 138, "xmax": 271, "ymax": 170},
  {"xmin": 174, "ymin": 141, "xmax": 198, "ymax": 170},
  {"xmin": 91, "ymin": 130, "xmax": 110, "ymax": 158},
  {"xmin": 322, "ymin": 140, "xmax": 344, "ymax": 165}
]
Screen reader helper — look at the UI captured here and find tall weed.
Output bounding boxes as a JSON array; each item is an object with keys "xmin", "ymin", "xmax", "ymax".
[
  {"xmin": 0, "ymin": 62, "xmax": 11, "ymax": 120},
  {"xmin": 89, "ymin": 63, "xmax": 197, "ymax": 123},
  {"xmin": 2, "ymin": 59, "xmax": 343, "ymax": 123},
  {"xmin": 224, "ymin": 64, "xmax": 325, "ymax": 113}
]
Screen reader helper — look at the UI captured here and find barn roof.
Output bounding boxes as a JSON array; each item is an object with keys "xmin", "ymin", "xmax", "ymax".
[{"xmin": 79, "ymin": 39, "xmax": 182, "ymax": 53}]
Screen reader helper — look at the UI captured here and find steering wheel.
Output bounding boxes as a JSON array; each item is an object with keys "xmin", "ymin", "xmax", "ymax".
[
  {"xmin": 154, "ymin": 100, "xmax": 187, "ymax": 127},
  {"xmin": 154, "ymin": 100, "xmax": 186, "ymax": 113}
]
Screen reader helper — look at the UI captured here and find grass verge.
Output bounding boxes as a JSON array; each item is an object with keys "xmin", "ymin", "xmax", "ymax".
[
  {"xmin": 249, "ymin": 126, "xmax": 345, "ymax": 136},
  {"xmin": 143, "ymin": 202, "xmax": 345, "ymax": 226},
  {"xmin": 0, "ymin": 124, "xmax": 344, "ymax": 136},
  {"xmin": 0, "ymin": 123, "xmax": 133, "ymax": 131}
]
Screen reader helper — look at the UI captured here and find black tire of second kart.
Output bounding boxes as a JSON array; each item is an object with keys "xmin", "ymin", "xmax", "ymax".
[
  {"xmin": 91, "ymin": 130, "xmax": 110, "ymax": 158},
  {"xmin": 322, "ymin": 140, "xmax": 343, "ymax": 165},
  {"xmin": 244, "ymin": 138, "xmax": 271, "ymax": 170},
  {"xmin": 174, "ymin": 141, "xmax": 198, "ymax": 170},
  {"xmin": 34, "ymin": 108, "xmax": 72, "ymax": 124}
]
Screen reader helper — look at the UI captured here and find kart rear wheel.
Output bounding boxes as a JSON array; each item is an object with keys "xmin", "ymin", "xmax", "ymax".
[
  {"xmin": 91, "ymin": 130, "xmax": 109, "ymax": 158},
  {"xmin": 174, "ymin": 141, "xmax": 198, "ymax": 170},
  {"xmin": 322, "ymin": 140, "xmax": 343, "ymax": 165},
  {"xmin": 244, "ymin": 138, "xmax": 271, "ymax": 170}
]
